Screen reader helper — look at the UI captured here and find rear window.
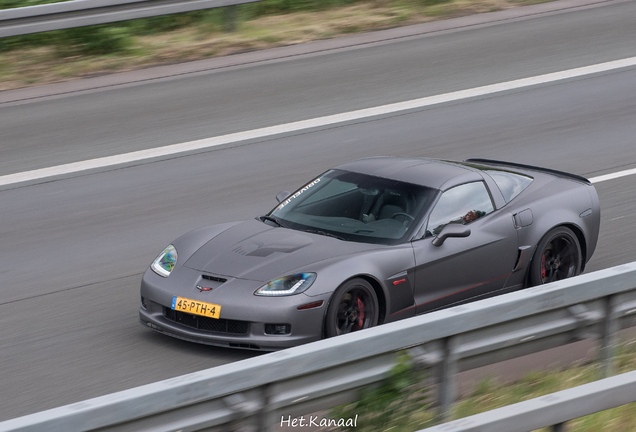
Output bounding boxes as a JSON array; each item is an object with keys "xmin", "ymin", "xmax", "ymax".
[{"xmin": 484, "ymin": 170, "xmax": 533, "ymax": 203}]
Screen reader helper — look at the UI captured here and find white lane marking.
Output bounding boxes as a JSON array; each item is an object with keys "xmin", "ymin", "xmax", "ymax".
[
  {"xmin": 589, "ymin": 168, "xmax": 636, "ymax": 184},
  {"xmin": 2, "ymin": 56, "xmax": 636, "ymax": 187}
]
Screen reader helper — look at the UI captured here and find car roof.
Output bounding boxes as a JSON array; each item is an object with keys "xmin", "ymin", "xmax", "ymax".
[{"xmin": 334, "ymin": 157, "xmax": 483, "ymax": 190}]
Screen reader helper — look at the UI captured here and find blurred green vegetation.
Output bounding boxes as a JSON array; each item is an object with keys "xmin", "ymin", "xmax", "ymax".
[
  {"xmin": 332, "ymin": 352, "xmax": 434, "ymax": 431},
  {"xmin": 328, "ymin": 340, "xmax": 636, "ymax": 431},
  {"xmin": 0, "ymin": 0, "xmax": 454, "ymax": 55},
  {"xmin": 0, "ymin": 0, "xmax": 70, "ymax": 8},
  {"xmin": 0, "ymin": 8, "xmax": 225, "ymax": 54},
  {"xmin": 246, "ymin": 0, "xmax": 362, "ymax": 14}
]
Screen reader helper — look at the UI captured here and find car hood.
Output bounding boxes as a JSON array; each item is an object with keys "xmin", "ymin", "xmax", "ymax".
[{"xmin": 183, "ymin": 218, "xmax": 380, "ymax": 282}]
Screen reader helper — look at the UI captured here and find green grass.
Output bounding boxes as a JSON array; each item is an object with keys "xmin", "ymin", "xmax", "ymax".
[
  {"xmin": 0, "ymin": 0, "xmax": 558, "ymax": 89},
  {"xmin": 328, "ymin": 340, "xmax": 636, "ymax": 432},
  {"xmin": 0, "ymin": 0, "xmax": 71, "ymax": 8}
]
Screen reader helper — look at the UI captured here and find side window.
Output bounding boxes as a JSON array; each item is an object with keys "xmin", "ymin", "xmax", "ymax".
[
  {"xmin": 484, "ymin": 170, "xmax": 533, "ymax": 203},
  {"xmin": 427, "ymin": 182, "xmax": 494, "ymax": 236}
]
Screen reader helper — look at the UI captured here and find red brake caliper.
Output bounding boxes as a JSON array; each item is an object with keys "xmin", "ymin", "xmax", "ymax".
[
  {"xmin": 541, "ymin": 254, "xmax": 546, "ymax": 279},
  {"xmin": 357, "ymin": 297, "xmax": 365, "ymax": 329}
]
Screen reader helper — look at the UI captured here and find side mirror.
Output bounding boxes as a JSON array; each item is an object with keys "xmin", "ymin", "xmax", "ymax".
[
  {"xmin": 432, "ymin": 224, "xmax": 471, "ymax": 247},
  {"xmin": 276, "ymin": 191, "xmax": 291, "ymax": 203}
]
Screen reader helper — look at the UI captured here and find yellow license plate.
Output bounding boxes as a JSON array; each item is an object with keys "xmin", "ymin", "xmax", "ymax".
[{"xmin": 171, "ymin": 296, "xmax": 221, "ymax": 319}]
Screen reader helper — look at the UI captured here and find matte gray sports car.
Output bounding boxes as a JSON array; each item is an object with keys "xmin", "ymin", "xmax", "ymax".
[{"xmin": 139, "ymin": 157, "xmax": 600, "ymax": 350}]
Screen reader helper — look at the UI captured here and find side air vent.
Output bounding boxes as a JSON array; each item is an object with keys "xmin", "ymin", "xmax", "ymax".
[{"xmin": 202, "ymin": 274, "xmax": 227, "ymax": 283}]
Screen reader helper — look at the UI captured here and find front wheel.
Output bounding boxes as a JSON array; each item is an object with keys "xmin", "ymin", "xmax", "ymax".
[
  {"xmin": 325, "ymin": 278, "xmax": 379, "ymax": 338},
  {"xmin": 529, "ymin": 226, "xmax": 582, "ymax": 286}
]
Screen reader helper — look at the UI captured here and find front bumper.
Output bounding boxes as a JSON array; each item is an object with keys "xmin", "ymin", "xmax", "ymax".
[{"xmin": 139, "ymin": 267, "xmax": 329, "ymax": 351}]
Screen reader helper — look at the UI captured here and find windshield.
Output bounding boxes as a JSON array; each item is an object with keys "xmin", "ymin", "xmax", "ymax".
[{"xmin": 268, "ymin": 170, "xmax": 436, "ymax": 245}]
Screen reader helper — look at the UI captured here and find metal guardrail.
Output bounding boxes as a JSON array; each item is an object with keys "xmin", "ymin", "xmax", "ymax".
[
  {"xmin": 0, "ymin": 0, "xmax": 263, "ymax": 38},
  {"xmin": 1, "ymin": 261, "xmax": 636, "ymax": 432},
  {"xmin": 421, "ymin": 369, "xmax": 636, "ymax": 432}
]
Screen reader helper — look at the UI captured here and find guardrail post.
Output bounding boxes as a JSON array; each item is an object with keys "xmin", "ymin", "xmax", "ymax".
[
  {"xmin": 224, "ymin": 5, "xmax": 239, "ymax": 32},
  {"xmin": 438, "ymin": 336, "xmax": 458, "ymax": 421},
  {"xmin": 600, "ymin": 294, "xmax": 619, "ymax": 378},
  {"xmin": 552, "ymin": 422, "xmax": 567, "ymax": 431},
  {"xmin": 255, "ymin": 384, "xmax": 273, "ymax": 432}
]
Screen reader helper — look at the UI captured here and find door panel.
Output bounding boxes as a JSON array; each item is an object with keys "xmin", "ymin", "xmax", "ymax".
[{"xmin": 413, "ymin": 209, "xmax": 518, "ymax": 314}]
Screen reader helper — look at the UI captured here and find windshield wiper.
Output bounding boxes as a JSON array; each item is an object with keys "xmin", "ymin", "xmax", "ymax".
[
  {"xmin": 260, "ymin": 217, "xmax": 344, "ymax": 240},
  {"xmin": 260, "ymin": 215, "xmax": 287, "ymax": 228},
  {"xmin": 301, "ymin": 229, "xmax": 345, "ymax": 241}
]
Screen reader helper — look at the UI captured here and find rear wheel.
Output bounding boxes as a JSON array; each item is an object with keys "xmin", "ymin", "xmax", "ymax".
[
  {"xmin": 529, "ymin": 226, "xmax": 582, "ymax": 286},
  {"xmin": 325, "ymin": 278, "xmax": 379, "ymax": 338}
]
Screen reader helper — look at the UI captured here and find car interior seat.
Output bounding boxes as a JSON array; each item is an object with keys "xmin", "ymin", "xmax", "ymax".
[{"xmin": 373, "ymin": 191, "xmax": 411, "ymax": 220}]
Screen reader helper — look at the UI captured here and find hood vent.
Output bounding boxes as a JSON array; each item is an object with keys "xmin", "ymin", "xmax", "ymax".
[{"xmin": 202, "ymin": 274, "xmax": 227, "ymax": 283}]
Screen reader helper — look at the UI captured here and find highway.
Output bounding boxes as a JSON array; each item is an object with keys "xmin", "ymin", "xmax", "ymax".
[{"xmin": 1, "ymin": 0, "xmax": 636, "ymax": 421}]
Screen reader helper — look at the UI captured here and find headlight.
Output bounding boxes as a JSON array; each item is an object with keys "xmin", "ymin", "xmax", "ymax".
[
  {"xmin": 151, "ymin": 245, "xmax": 177, "ymax": 277},
  {"xmin": 255, "ymin": 273, "xmax": 317, "ymax": 296}
]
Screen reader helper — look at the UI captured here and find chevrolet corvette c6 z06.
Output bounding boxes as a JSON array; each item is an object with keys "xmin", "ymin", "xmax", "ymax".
[{"xmin": 139, "ymin": 157, "xmax": 600, "ymax": 350}]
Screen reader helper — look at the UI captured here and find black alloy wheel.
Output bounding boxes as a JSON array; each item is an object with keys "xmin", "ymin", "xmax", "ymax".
[
  {"xmin": 529, "ymin": 226, "xmax": 582, "ymax": 286},
  {"xmin": 325, "ymin": 278, "xmax": 379, "ymax": 337}
]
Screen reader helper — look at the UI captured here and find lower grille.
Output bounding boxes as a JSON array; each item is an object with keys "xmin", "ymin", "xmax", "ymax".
[{"xmin": 163, "ymin": 308, "xmax": 249, "ymax": 334}]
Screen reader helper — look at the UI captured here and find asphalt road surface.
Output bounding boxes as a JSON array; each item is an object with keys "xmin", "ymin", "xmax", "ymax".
[{"xmin": 1, "ymin": 0, "xmax": 636, "ymax": 422}]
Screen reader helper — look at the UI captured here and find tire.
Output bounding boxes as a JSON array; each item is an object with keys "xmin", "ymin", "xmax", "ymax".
[
  {"xmin": 528, "ymin": 226, "xmax": 582, "ymax": 286},
  {"xmin": 325, "ymin": 278, "xmax": 379, "ymax": 338}
]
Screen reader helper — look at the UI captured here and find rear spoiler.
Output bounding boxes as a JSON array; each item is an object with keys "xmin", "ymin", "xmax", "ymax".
[{"xmin": 464, "ymin": 158, "xmax": 592, "ymax": 185}]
